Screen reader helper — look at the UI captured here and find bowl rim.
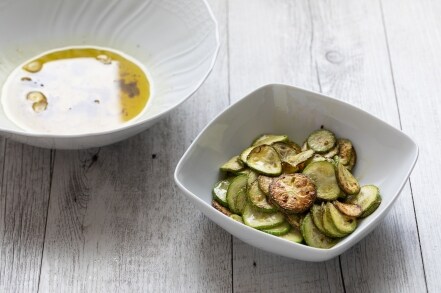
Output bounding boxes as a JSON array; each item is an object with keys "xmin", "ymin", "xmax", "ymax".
[
  {"xmin": 174, "ymin": 83, "xmax": 419, "ymax": 255},
  {"xmin": 0, "ymin": 0, "xmax": 220, "ymax": 139}
]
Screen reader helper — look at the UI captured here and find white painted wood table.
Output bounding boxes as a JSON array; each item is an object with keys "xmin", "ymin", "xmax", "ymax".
[{"xmin": 0, "ymin": 0, "xmax": 438, "ymax": 292}]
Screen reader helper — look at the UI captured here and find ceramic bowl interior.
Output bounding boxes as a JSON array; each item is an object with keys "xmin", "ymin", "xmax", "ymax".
[
  {"xmin": 0, "ymin": 0, "xmax": 218, "ymax": 148},
  {"xmin": 175, "ymin": 84, "xmax": 418, "ymax": 261}
]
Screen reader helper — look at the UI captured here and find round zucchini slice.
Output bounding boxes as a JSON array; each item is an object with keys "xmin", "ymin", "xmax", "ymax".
[
  {"xmin": 269, "ymin": 173, "xmax": 316, "ymax": 213},
  {"xmin": 242, "ymin": 203, "xmax": 285, "ymax": 229},
  {"xmin": 212, "ymin": 200, "xmax": 232, "ymax": 216},
  {"xmin": 311, "ymin": 204, "xmax": 327, "ymax": 235},
  {"xmin": 220, "ymin": 155, "xmax": 245, "ymax": 173},
  {"xmin": 230, "ymin": 214, "xmax": 244, "ymax": 223},
  {"xmin": 252, "ymin": 134, "xmax": 288, "ymax": 146},
  {"xmin": 258, "ymin": 175, "xmax": 273, "ymax": 195},
  {"xmin": 327, "ymin": 202, "xmax": 357, "ymax": 234},
  {"xmin": 336, "ymin": 161, "xmax": 360, "ymax": 195},
  {"xmin": 307, "ymin": 129, "xmax": 336, "ymax": 153},
  {"xmin": 347, "ymin": 185, "xmax": 382, "ymax": 218},
  {"xmin": 226, "ymin": 175, "xmax": 248, "ymax": 214},
  {"xmin": 302, "ymin": 161, "xmax": 340, "ymax": 201},
  {"xmin": 261, "ymin": 221, "xmax": 291, "ymax": 236},
  {"xmin": 279, "ymin": 228, "xmax": 303, "ymax": 243},
  {"xmin": 246, "ymin": 145, "xmax": 282, "ymax": 176},
  {"xmin": 283, "ymin": 149, "xmax": 315, "ymax": 171},
  {"xmin": 337, "ymin": 139, "xmax": 353, "ymax": 165},
  {"xmin": 272, "ymin": 142, "xmax": 298, "ymax": 160},
  {"xmin": 248, "ymin": 181, "xmax": 277, "ymax": 213},
  {"xmin": 240, "ymin": 147, "xmax": 255, "ymax": 164},
  {"xmin": 322, "ymin": 203, "xmax": 347, "ymax": 238},
  {"xmin": 345, "ymin": 148, "xmax": 357, "ymax": 171},
  {"xmin": 212, "ymin": 179, "xmax": 231, "ymax": 207},
  {"xmin": 333, "ymin": 201, "xmax": 362, "ymax": 217},
  {"xmin": 301, "ymin": 213, "xmax": 339, "ymax": 249}
]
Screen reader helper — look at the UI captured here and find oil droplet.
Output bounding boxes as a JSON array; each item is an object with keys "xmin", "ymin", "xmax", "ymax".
[
  {"xmin": 96, "ymin": 54, "xmax": 111, "ymax": 64},
  {"xmin": 32, "ymin": 100, "xmax": 48, "ymax": 113},
  {"xmin": 26, "ymin": 91, "xmax": 46, "ymax": 102},
  {"xmin": 23, "ymin": 61, "xmax": 42, "ymax": 73}
]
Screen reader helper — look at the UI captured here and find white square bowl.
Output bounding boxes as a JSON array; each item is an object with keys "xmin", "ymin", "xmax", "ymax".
[{"xmin": 174, "ymin": 84, "xmax": 418, "ymax": 262}]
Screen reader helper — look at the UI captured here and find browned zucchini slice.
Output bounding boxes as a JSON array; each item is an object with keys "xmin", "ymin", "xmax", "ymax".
[
  {"xmin": 333, "ymin": 201, "xmax": 363, "ymax": 217},
  {"xmin": 283, "ymin": 149, "xmax": 315, "ymax": 172},
  {"xmin": 307, "ymin": 129, "xmax": 336, "ymax": 153},
  {"xmin": 258, "ymin": 175, "xmax": 273, "ymax": 195},
  {"xmin": 347, "ymin": 185, "xmax": 382, "ymax": 218},
  {"xmin": 246, "ymin": 145, "xmax": 282, "ymax": 176},
  {"xmin": 212, "ymin": 200, "xmax": 232, "ymax": 216},
  {"xmin": 328, "ymin": 202, "xmax": 357, "ymax": 234},
  {"xmin": 272, "ymin": 142, "xmax": 298, "ymax": 160},
  {"xmin": 269, "ymin": 173, "xmax": 316, "ymax": 213},
  {"xmin": 337, "ymin": 139, "xmax": 353, "ymax": 165},
  {"xmin": 336, "ymin": 161, "xmax": 360, "ymax": 195}
]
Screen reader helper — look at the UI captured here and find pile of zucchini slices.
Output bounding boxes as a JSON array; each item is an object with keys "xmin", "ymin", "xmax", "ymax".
[{"xmin": 212, "ymin": 129, "xmax": 382, "ymax": 249}]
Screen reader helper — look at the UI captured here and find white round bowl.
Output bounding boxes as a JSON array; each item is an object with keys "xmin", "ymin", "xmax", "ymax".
[{"xmin": 0, "ymin": 0, "xmax": 219, "ymax": 149}]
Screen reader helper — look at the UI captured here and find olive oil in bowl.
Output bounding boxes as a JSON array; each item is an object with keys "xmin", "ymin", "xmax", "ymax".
[{"xmin": 1, "ymin": 46, "xmax": 152, "ymax": 134}]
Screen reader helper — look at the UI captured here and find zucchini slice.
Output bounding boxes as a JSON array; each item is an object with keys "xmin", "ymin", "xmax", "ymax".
[
  {"xmin": 272, "ymin": 142, "xmax": 298, "ymax": 160},
  {"xmin": 247, "ymin": 169, "xmax": 259, "ymax": 187},
  {"xmin": 246, "ymin": 145, "xmax": 282, "ymax": 176},
  {"xmin": 345, "ymin": 148, "xmax": 357, "ymax": 171},
  {"xmin": 248, "ymin": 181, "xmax": 277, "ymax": 213},
  {"xmin": 301, "ymin": 141, "xmax": 309, "ymax": 152},
  {"xmin": 336, "ymin": 161, "xmax": 360, "ymax": 195},
  {"xmin": 285, "ymin": 213, "xmax": 303, "ymax": 229},
  {"xmin": 322, "ymin": 203, "xmax": 347, "ymax": 238},
  {"xmin": 269, "ymin": 173, "xmax": 316, "ymax": 213},
  {"xmin": 226, "ymin": 175, "xmax": 248, "ymax": 214},
  {"xmin": 261, "ymin": 221, "xmax": 291, "ymax": 236},
  {"xmin": 230, "ymin": 214, "xmax": 244, "ymax": 223},
  {"xmin": 287, "ymin": 141, "xmax": 302, "ymax": 154},
  {"xmin": 283, "ymin": 149, "xmax": 315, "ymax": 171},
  {"xmin": 323, "ymin": 145, "xmax": 339, "ymax": 159},
  {"xmin": 252, "ymin": 134, "xmax": 288, "ymax": 146},
  {"xmin": 311, "ymin": 204, "xmax": 327, "ymax": 235},
  {"xmin": 258, "ymin": 175, "xmax": 273, "ymax": 195},
  {"xmin": 212, "ymin": 179, "xmax": 231, "ymax": 207},
  {"xmin": 347, "ymin": 185, "xmax": 382, "ymax": 218},
  {"xmin": 235, "ymin": 186, "xmax": 248, "ymax": 215},
  {"xmin": 242, "ymin": 203, "xmax": 285, "ymax": 229},
  {"xmin": 212, "ymin": 200, "xmax": 232, "ymax": 216},
  {"xmin": 220, "ymin": 155, "xmax": 245, "ymax": 173},
  {"xmin": 302, "ymin": 161, "xmax": 340, "ymax": 201},
  {"xmin": 279, "ymin": 228, "xmax": 303, "ymax": 243},
  {"xmin": 333, "ymin": 201, "xmax": 363, "ymax": 217},
  {"xmin": 240, "ymin": 147, "xmax": 255, "ymax": 164},
  {"xmin": 327, "ymin": 202, "xmax": 357, "ymax": 234},
  {"xmin": 301, "ymin": 213, "xmax": 339, "ymax": 249},
  {"xmin": 307, "ymin": 129, "xmax": 336, "ymax": 153},
  {"xmin": 337, "ymin": 139, "xmax": 353, "ymax": 165}
]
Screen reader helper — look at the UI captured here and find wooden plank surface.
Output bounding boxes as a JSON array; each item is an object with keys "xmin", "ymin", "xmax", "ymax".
[
  {"xmin": 0, "ymin": 142, "xmax": 52, "ymax": 292},
  {"xmin": 382, "ymin": 0, "xmax": 441, "ymax": 291},
  {"xmin": 38, "ymin": 1, "xmax": 231, "ymax": 292}
]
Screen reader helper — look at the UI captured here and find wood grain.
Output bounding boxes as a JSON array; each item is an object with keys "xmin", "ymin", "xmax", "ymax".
[
  {"xmin": 310, "ymin": 0, "xmax": 427, "ymax": 292},
  {"xmin": 0, "ymin": 142, "xmax": 52, "ymax": 293},
  {"xmin": 228, "ymin": 1, "xmax": 344, "ymax": 292},
  {"xmin": 382, "ymin": 0, "xmax": 441, "ymax": 291},
  {"xmin": 38, "ymin": 1, "xmax": 231, "ymax": 292}
]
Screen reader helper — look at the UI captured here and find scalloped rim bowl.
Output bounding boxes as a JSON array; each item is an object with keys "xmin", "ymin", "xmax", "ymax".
[
  {"xmin": 0, "ymin": 0, "xmax": 219, "ymax": 149},
  {"xmin": 174, "ymin": 83, "xmax": 418, "ymax": 262}
]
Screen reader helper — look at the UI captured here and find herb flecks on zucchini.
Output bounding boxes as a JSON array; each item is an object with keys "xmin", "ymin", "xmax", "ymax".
[{"xmin": 307, "ymin": 129, "xmax": 336, "ymax": 153}]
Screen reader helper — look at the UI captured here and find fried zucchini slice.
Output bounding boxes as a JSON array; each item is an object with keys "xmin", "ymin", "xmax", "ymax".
[
  {"xmin": 307, "ymin": 129, "xmax": 336, "ymax": 153},
  {"xmin": 303, "ymin": 161, "xmax": 340, "ymax": 201},
  {"xmin": 336, "ymin": 161, "xmax": 360, "ymax": 195},
  {"xmin": 212, "ymin": 200, "xmax": 232, "ymax": 216},
  {"xmin": 322, "ymin": 203, "xmax": 347, "ymax": 238},
  {"xmin": 347, "ymin": 185, "xmax": 382, "ymax": 218},
  {"xmin": 301, "ymin": 141, "xmax": 309, "ymax": 151},
  {"xmin": 333, "ymin": 201, "xmax": 363, "ymax": 217},
  {"xmin": 279, "ymin": 228, "xmax": 303, "ymax": 243},
  {"xmin": 337, "ymin": 139, "xmax": 353, "ymax": 165},
  {"xmin": 248, "ymin": 181, "xmax": 277, "ymax": 213},
  {"xmin": 230, "ymin": 214, "xmax": 244, "ymax": 223},
  {"xmin": 252, "ymin": 134, "xmax": 288, "ymax": 146},
  {"xmin": 258, "ymin": 175, "xmax": 273, "ymax": 195},
  {"xmin": 272, "ymin": 142, "xmax": 298, "ymax": 160},
  {"xmin": 323, "ymin": 145, "xmax": 339, "ymax": 158},
  {"xmin": 345, "ymin": 148, "xmax": 357, "ymax": 171},
  {"xmin": 246, "ymin": 145, "xmax": 282, "ymax": 176},
  {"xmin": 327, "ymin": 202, "xmax": 357, "ymax": 234},
  {"xmin": 226, "ymin": 175, "xmax": 247, "ymax": 214},
  {"xmin": 301, "ymin": 213, "xmax": 339, "ymax": 249},
  {"xmin": 311, "ymin": 204, "xmax": 327, "ymax": 235},
  {"xmin": 269, "ymin": 173, "xmax": 316, "ymax": 213},
  {"xmin": 283, "ymin": 149, "xmax": 315, "ymax": 172},
  {"xmin": 212, "ymin": 179, "xmax": 231, "ymax": 207},
  {"xmin": 240, "ymin": 147, "xmax": 255, "ymax": 164},
  {"xmin": 287, "ymin": 141, "xmax": 302, "ymax": 154},
  {"xmin": 284, "ymin": 213, "xmax": 303, "ymax": 229},
  {"xmin": 261, "ymin": 221, "xmax": 291, "ymax": 236},
  {"xmin": 220, "ymin": 155, "xmax": 245, "ymax": 173},
  {"xmin": 242, "ymin": 203, "xmax": 285, "ymax": 229}
]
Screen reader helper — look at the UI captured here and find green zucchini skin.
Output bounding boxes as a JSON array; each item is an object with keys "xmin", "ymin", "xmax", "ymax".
[
  {"xmin": 242, "ymin": 203, "xmax": 285, "ymax": 230},
  {"xmin": 261, "ymin": 221, "xmax": 291, "ymax": 236},
  {"xmin": 347, "ymin": 185, "xmax": 382, "ymax": 218},
  {"xmin": 301, "ymin": 213, "xmax": 339, "ymax": 249},
  {"xmin": 226, "ymin": 175, "xmax": 248, "ymax": 214},
  {"xmin": 212, "ymin": 179, "xmax": 231, "ymax": 207},
  {"xmin": 230, "ymin": 214, "xmax": 244, "ymax": 223},
  {"xmin": 279, "ymin": 228, "xmax": 303, "ymax": 243},
  {"xmin": 322, "ymin": 203, "xmax": 347, "ymax": 238},
  {"xmin": 327, "ymin": 202, "xmax": 357, "ymax": 234},
  {"xmin": 311, "ymin": 204, "xmax": 327, "ymax": 235},
  {"xmin": 220, "ymin": 155, "xmax": 245, "ymax": 173}
]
